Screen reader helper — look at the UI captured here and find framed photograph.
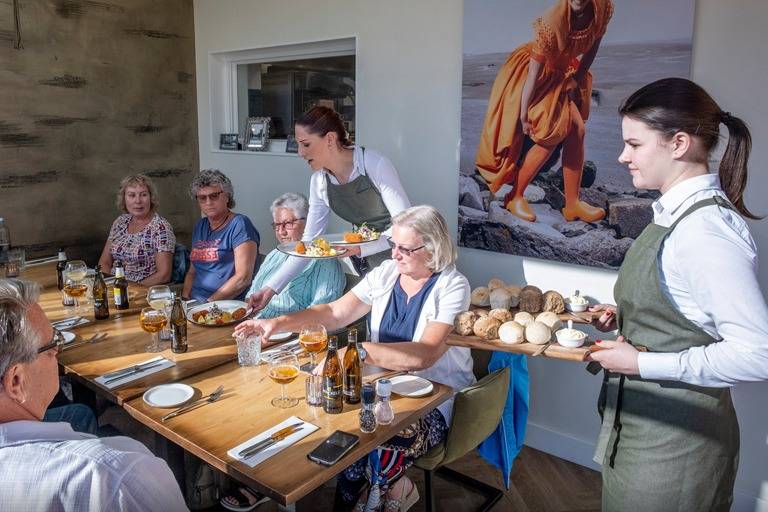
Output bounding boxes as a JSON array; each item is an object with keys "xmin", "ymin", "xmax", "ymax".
[
  {"xmin": 244, "ymin": 116, "xmax": 271, "ymax": 151},
  {"xmin": 219, "ymin": 133, "xmax": 239, "ymax": 150},
  {"xmin": 285, "ymin": 134, "xmax": 299, "ymax": 153}
]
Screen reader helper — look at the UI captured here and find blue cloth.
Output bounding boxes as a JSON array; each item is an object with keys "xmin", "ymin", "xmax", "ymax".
[
  {"xmin": 378, "ymin": 273, "xmax": 440, "ymax": 343},
  {"xmin": 246, "ymin": 248, "xmax": 345, "ymax": 319},
  {"xmin": 43, "ymin": 404, "xmax": 98, "ymax": 435},
  {"xmin": 189, "ymin": 214, "xmax": 260, "ymax": 301},
  {"xmin": 477, "ymin": 351, "xmax": 529, "ymax": 489}
]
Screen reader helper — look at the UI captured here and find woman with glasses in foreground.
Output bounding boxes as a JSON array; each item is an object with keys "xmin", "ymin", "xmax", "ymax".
[{"xmin": 236, "ymin": 205, "xmax": 474, "ymax": 511}]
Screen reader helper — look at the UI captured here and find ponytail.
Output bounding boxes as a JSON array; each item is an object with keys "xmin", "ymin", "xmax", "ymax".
[{"xmin": 719, "ymin": 112, "xmax": 760, "ymax": 219}]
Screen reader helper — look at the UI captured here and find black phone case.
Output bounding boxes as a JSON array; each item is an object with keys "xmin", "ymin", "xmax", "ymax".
[{"xmin": 307, "ymin": 430, "xmax": 360, "ymax": 466}]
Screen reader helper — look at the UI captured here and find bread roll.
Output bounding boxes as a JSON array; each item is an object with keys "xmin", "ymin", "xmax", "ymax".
[
  {"xmin": 453, "ymin": 311, "xmax": 478, "ymax": 336},
  {"xmin": 505, "ymin": 285, "xmax": 521, "ymax": 308},
  {"xmin": 521, "ymin": 285, "xmax": 542, "ymax": 294},
  {"xmin": 470, "ymin": 286, "xmax": 491, "ymax": 307},
  {"xmin": 473, "ymin": 316, "xmax": 502, "ymax": 340},
  {"xmin": 488, "ymin": 278, "xmax": 506, "ymax": 291},
  {"xmin": 498, "ymin": 321, "xmax": 525, "ymax": 344},
  {"xmin": 513, "ymin": 311, "xmax": 534, "ymax": 326},
  {"xmin": 475, "ymin": 309, "xmax": 489, "ymax": 317},
  {"xmin": 525, "ymin": 321, "xmax": 552, "ymax": 345},
  {"xmin": 542, "ymin": 290, "xmax": 566, "ymax": 314},
  {"xmin": 489, "ymin": 288, "xmax": 513, "ymax": 310},
  {"xmin": 489, "ymin": 308, "xmax": 513, "ymax": 323},
  {"xmin": 506, "ymin": 285, "xmax": 522, "ymax": 296},
  {"xmin": 535, "ymin": 311, "xmax": 562, "ymax": 331},
  {"xmin": 519, "ymin": 286, "xmax": 543, "ymax": 313}
]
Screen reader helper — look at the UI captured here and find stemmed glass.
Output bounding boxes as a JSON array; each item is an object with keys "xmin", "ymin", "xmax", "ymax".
[
  {"xmin": 298, "ymin": 323, "xmax": 327, "ymax": 372},
  {"xmin": 62, "ymin": 261, "xmax": 88, "ymax": 315},
  {"xmin": 147, "ymin": 286, "xmax": 173, "ymax": 341},
  {"xmin": 140, "ymin": 307, "xmax": 168, "ymax": 352},
  {"xmin": 268, "ymin": 351, "xmax": 300, "ymax": 408}
]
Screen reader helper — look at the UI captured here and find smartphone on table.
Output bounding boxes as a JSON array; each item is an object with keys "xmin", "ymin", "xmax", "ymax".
[{"xmin": 307, "ymin": 430, "xmax": 360, "ymax": 466}]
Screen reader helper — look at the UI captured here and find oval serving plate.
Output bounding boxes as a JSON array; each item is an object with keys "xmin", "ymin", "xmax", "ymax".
[
  {"xmin": 277, "ymin": 242, "xmax": 348, "ymax": 259},
  {"xmin": 389, "ymin": 375, "xmax": 434, "ymax": 398},
  {"xmin": 143, "ymin": 383, "xmax": 195, "ymax": 408},
  {"xmin": 322, "ymin": 232, "xmax": 382, "ymax": 246},
  {"xmin": 187, "ymin": 300, "xmax": 252, "ymax": 327}
]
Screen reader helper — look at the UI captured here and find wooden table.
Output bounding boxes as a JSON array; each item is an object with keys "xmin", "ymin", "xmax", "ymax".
[{"xmin": 124, "ymin": 362, "xmax": 452, "ymax": 506}]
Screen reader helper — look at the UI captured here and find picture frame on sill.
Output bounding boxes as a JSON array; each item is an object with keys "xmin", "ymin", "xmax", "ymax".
[
  {"xmin": 244, "ymin": 117, "xmax": 271, "ymax": 151},
  {"xmin": 285, "ymin": 134, "xmax": 299, "ymax": 154},
  {"xmin": 219, "ymin": 133, "xmax": 239, "ymax": 150}
]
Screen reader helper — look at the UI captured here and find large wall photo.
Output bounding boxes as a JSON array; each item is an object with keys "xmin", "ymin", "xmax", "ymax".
[{"xmin": 458, "ymin": 0, "xmax": 695, "ymax": 268}]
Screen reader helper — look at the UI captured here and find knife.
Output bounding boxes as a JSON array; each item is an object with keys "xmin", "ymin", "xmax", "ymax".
[
  {"xmin": 103, "ymin": 361, "xmax": 166, "ymax": 383},
  {"xmin": 238, "ymin": 423, "xmax": 303, "ymax": 459},
  {"xmin": 53, "ymin": 317, "xmax": 83, "ymax": 329}
]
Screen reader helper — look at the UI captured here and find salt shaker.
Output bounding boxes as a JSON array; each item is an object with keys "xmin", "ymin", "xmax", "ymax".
[
  {"xmin": 374, "ymin": 379, "xmax": 394, "ymax": 425},
  {"xmin": 359, "ymin": 383, "xmax": 377, "ymax": 433}
]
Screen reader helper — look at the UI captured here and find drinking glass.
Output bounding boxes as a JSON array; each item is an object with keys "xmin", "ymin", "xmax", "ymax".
[
  {"xmin": 298, "ymin": 323, "xmax": 327, "ymax": 372},
  {"xmin": 234, "ymin": 332, "xmax": 261, "ymax": 366},
  {"xmin": 140, "ymin": 307, "xmax": 168, "ymax": 353},
  {"xmin": 268, "ymin": 351, "xmax": 300, "ymax": 408},
  {"xmin": 4, "ymin": 248, "xmax": 25, "ymax": 277},
  {"xmin": 305, "ymin": 374, "xmax": 323, "ymax": 407},
  {"xmin": 147, "ymin": 285, "xmax": 173, "ymax": 341},
  {"xmin": 63, "ymin": 260, "xmax": 88, "ymax": 314}
]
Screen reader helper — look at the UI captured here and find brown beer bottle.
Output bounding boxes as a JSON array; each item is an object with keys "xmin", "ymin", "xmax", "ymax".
[
  {"xmin": 170, "ymin": 294, "xmax": 188, "ymax": 354},
  {"xmin": 112, "ymin": 261, "xmax": 129, "ymax": 310},
  {"xmin": 343, "ymin": 328, "xmax": 362, "ymax": 404},
  {"xmin": 56, "ymin": 248, "xmax": 67, "ymax": 291},
  {"xmin": 322, "ymin": 336, "xmax": 343, "ymax": 414},
  {"xmin": 93, "ymin": 267, "xmax": 110, "ymax": 320}
]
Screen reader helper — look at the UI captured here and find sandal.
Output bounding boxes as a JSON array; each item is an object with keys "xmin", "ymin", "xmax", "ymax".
[
  {"xmin": 383, "ymin": 477, "xmax": 419, "ymax": 512},
  {"xmin": 220, "ymin": 486, "xmax": 269, "ymax": 512}
]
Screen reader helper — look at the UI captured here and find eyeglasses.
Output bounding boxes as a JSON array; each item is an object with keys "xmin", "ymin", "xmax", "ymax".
[
  {"xmin": 196, "ymin": 191, "xmax": 224, "ymax": 203},
  {"xmin": 271, "ymin": 218, "xmax": 306, "ymax": 230},
  {"xmin": 386, "ymin": 237, "xmax": 425, "ymax": 257},
  {"xmin": 37, "ymin": 330, "xmax": 65, "ymax": 355}
]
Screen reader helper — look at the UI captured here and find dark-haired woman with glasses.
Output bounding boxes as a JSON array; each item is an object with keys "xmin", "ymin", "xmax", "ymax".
[
  {"xmin": 244, "ymin": 193, "xmax": 345, "ymax": 320},
  {"xmin": 247, "ymin": 106, "xmax": 411, "ymax": 315},
  {"xmin": 183, "ymin": 169, "xmax": 259, "ymax": 302},
  {"xmin": 236, "ymin": 206, "xmax": 473, "ymax": 511}
]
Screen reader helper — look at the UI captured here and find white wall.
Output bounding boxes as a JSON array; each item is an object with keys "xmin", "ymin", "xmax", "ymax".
[{"xmin": 194, "ymin": 1, "xmax": 768, "ymax": 509}]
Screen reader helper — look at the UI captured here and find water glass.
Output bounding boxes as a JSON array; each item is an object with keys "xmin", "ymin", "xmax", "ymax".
[
  {"xmin": 235, "ymin": 333, "xmax": 261, "ymax": 366},
  {"xmin": 4, "ymin": 248, "xmax": 25, "ymax": 277},
  {"xmin": 305, "ymin": 375, "xmax": 323, "ymax": 407}
]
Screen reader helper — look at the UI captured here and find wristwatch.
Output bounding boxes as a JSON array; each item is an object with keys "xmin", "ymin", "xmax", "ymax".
[{"xmin": 358, "ymin": 344, "xmax": 367, "ymax": 363}]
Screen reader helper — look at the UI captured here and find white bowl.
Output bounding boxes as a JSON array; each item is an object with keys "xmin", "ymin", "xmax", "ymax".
[
  {"xmin": 555, "ymin": 328, "xmax": 588, "ymax": 348},
  {"xmin": 565, "ymin": 301, "xmax": 589, "ymax": 313}
]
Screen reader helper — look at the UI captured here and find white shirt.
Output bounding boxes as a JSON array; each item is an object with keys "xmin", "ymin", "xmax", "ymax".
[
  {"xmin": 352, "ymin": 260, "xmax": 476, "ymax": 421},
  {"xmin": 636, "ymin": 173, "xmax": 768, "ymax": 386},
  {"xmin": 0, "ymin": 420, "xmax": 188, "ymax": 512},
  {"xmin": 265, "ymin": 147, "xmax": 411, "ymax": 293}
]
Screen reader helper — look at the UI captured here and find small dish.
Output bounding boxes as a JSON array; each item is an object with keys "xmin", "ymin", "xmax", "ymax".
[
  {"xmin": 143, "ymin": 383, "xmax": 195, "ymax": 408},
  {"xmin": 555, "ymin": 328, "xmax": 588, "ymax": 348},
  {"xmin": 389, "ymin": 375, "xmax": 434, "ymax": 397},
  {"xmin": 61, "ymin": 331, "xmax": 76, "ymax": 344},
  {"xmin": 268, "ymin": 332, "xmax": 294, "ymax": 342}
]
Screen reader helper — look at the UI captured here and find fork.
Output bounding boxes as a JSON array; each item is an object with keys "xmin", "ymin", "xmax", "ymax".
[{"xmin": 162, "ymin": 385, "xmax": 225, "ymax": 422}]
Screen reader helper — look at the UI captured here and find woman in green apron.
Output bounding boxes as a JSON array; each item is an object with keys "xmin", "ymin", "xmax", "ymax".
[
  {"xmin": 248, "ymin": 106, "xmax": 411, "ymax": 313},
  {"xmin": 588, "ymin": 78, "xmax": 768, "ymax": 511}
]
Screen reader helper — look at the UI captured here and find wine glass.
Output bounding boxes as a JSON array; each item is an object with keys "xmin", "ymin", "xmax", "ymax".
[
  {"xmin": 63, "ymin": 261, "xmax": 88, "ymax": 314},
  {"xmin": 140, "ymin": 307, "xmax": 168, "ymax": 353},
  {"xmin": 298, "ymin": 323, "xmax": 327, "ymax": 372},
  {"xmin": 147, "ymin": 285, "xmax": 173, "ymax": 341},
  {"xmin": 268, "ymin": 351, "xmax": 300, "ymax": 408}
]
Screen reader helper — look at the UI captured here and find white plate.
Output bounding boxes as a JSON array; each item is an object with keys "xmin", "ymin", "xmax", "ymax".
[
  {"xmin": 268, "ymin": 331, "xmax": 294, "ymax": 342},
  {"xmin": 61, "ymin": 331, "xmax": 76, "ymax": 344},
  {"xmin": 187, "ymin": 300, "xmax": 252, "ymax": 327},
  {"xmin": 277, "ymin": 242, "xmax": 348, "ymax": 259},
  {"xmin": 389, "ymin": 375, "xmax": 434, "ymax": 398},
  {"xmin": 322, "ymin": 232, "xmax": 382, "ymax": 246},
  {"xmin": 143, "ymin": 383, "xmax": 195, "ymax": 408}
]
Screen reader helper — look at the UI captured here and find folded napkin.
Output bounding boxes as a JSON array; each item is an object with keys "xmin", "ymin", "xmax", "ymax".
[
  {"xmin": 94, "ymin": 356, "xmax": 176, "ymax": 389},
  {"xmin": 52, "ymin": 316, "xmax": 91, "ymax": 330},
  {"xmin": 260, "ymin": 339, "xmax": 301, "ymax": 362},
  {"xmin": 228, "ymin": 416, "xmax": 319, "ymax": 468}
]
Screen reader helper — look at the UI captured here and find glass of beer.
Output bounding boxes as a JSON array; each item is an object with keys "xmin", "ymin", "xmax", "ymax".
[
  {"xmin": 140, "ymin": 307, "xmax": 168, "ymax": 353},
  {"xmin": 147, "ymin": 285, "xmax": 174, "ymax": 341},
  {"xmin": 63, "ymin": 260, "xmax": 88, "ymax": 314},
  {"xmin": 268, "ymin": 351, "xmax": 300, "ymax": 408},
  {"xmin": 298, "ymin": 323, "xmax": 327, "ymax": 372}
]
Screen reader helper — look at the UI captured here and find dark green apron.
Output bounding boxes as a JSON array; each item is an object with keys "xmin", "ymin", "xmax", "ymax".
[
  {"xmin": 595, "ymin": 196, "xmax": 739, "ymax": 512},
  {"xmin": 325, "ymin": 147, "xmax": 392, "ymax": 272}
]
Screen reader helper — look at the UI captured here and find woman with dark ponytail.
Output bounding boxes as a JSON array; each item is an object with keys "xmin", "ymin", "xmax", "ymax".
[
  {"xmin": 248, "ymin": 106, "xmax": 412, "ymax": 313},
  {"xmin": 587, "ymin": 77, "xmax": 768, "ymax": 511}
]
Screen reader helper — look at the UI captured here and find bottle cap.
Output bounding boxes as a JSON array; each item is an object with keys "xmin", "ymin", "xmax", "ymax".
[
  {"xmin": 361, "ymin": 383, "xmax": 376, "ymax": 404},
  {"xmin": 376, "ymin": 379, "xmax": 391, "ymax": 398}
]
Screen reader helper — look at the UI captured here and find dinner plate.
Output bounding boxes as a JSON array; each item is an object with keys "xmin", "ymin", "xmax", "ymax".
[
  {"xmin": 322, "ymin": 232, "xmax": 382, "ymax": 246},
  {"xmin": 389, "ymin": 375, "xmax": 434, "ymax": 398},
  {"xmin": 143, "ymin": 383, "xmax": 195, "ymax": 408},
  {"xmin": 277, "ymin": 242, "xmax": 348, "ymax": 259},
  {"xmin": 187, "ymin": 300, "xmax": 252, "ymax": 327},
  {"xmin": 61, "ymin": 331, "xmax": 76, "ymax": 344}
]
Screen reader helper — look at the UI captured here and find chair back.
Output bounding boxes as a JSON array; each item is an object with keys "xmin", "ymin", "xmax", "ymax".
[
  {"xmin": 171, "ymin": 243, "xmax": 190, "ymax": 284},
  {"xmin": 441, "ymin": 366, "xmax": 510, "ymax": 466}
]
